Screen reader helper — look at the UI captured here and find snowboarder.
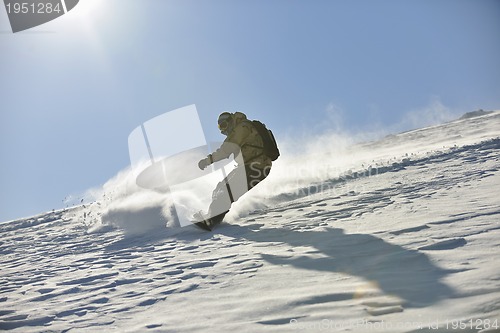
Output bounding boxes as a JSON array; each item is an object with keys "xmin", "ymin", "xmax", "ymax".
[{"xmin": 196, "ymin": 112, "xmax": 279, "ymax": 230}]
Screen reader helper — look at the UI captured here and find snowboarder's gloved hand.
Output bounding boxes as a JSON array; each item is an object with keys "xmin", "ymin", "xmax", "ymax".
[{"xmin": 198, "ymin": 157, "xmax": 211, "ymax": 170}]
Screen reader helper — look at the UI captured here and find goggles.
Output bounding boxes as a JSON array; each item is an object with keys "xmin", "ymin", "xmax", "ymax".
[{"xmin": 218, "ymin": 119, "xmax": 230, "ymax": 131}]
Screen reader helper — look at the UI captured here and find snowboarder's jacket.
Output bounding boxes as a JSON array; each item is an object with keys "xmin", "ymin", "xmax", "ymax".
[{"xmin": 207, "ymin": 112, "xmax": 273, "ymax": 171}]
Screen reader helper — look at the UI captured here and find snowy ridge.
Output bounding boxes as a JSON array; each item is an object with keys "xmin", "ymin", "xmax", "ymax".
[{"xmin": 1, "ymin": 111, "xmax": 500, "ymax": 332}]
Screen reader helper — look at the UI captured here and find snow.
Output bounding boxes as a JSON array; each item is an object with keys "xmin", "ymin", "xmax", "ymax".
[{"xmin": 1, "ymin": 111, "xmax": 500, "ymax": 332}]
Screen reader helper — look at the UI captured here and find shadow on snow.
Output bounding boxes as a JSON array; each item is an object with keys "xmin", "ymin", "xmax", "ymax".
[{"xmin": 220, "ymin": 224, "xmax": 455, "ymax": 309}]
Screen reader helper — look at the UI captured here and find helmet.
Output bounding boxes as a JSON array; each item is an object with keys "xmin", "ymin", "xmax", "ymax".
[{"xmin": 218, "ymin": 112, "xmax": 233, "ymax": 135}]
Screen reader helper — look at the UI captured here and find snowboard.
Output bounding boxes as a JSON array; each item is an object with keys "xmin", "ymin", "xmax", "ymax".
[
  {"xmin": 192, "ymin": 212, "xmax": 225, "ymax": 232},
  {"xmin": 194, "ymin": 221, "xmax": 213, "ymax": 231}
]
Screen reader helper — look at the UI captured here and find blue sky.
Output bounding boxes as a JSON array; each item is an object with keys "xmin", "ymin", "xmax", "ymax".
[{"xmin": 1, "ymin": 0, "xmax": 499, "ymax": 222}]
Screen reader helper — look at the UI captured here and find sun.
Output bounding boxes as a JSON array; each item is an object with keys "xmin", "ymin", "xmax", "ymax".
[
  {"xmin": 60, "ymin": 0, "xmax": 113, "ymax": 69},
  {"xmin": 64, "ymin": 0, "xmax": 108, "ymax": 26}
]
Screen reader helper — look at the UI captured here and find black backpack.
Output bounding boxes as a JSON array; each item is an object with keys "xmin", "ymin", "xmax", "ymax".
[{"xmin": 250, "ymin": 120, "xmax": 280, "ymax": 161}]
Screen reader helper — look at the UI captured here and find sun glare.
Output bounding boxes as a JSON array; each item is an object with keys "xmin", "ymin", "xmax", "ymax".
[
  {"xmin": 60, "ymin": 0, "xmax": 113, "ymax": 70},
  {"xmin": 65, "ymin": 0, "xmax": 108, "ymax": 26}
]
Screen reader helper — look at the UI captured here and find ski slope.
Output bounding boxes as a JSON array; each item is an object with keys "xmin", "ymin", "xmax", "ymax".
[{"xmin": 1, "ymin": 111, "xmax": 500, "ymax": 332}]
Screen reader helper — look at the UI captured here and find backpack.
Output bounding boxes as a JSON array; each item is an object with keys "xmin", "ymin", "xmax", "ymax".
[{"xmin": 250, "ymin": 120, "xmax": 280, "ymax": 161}]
